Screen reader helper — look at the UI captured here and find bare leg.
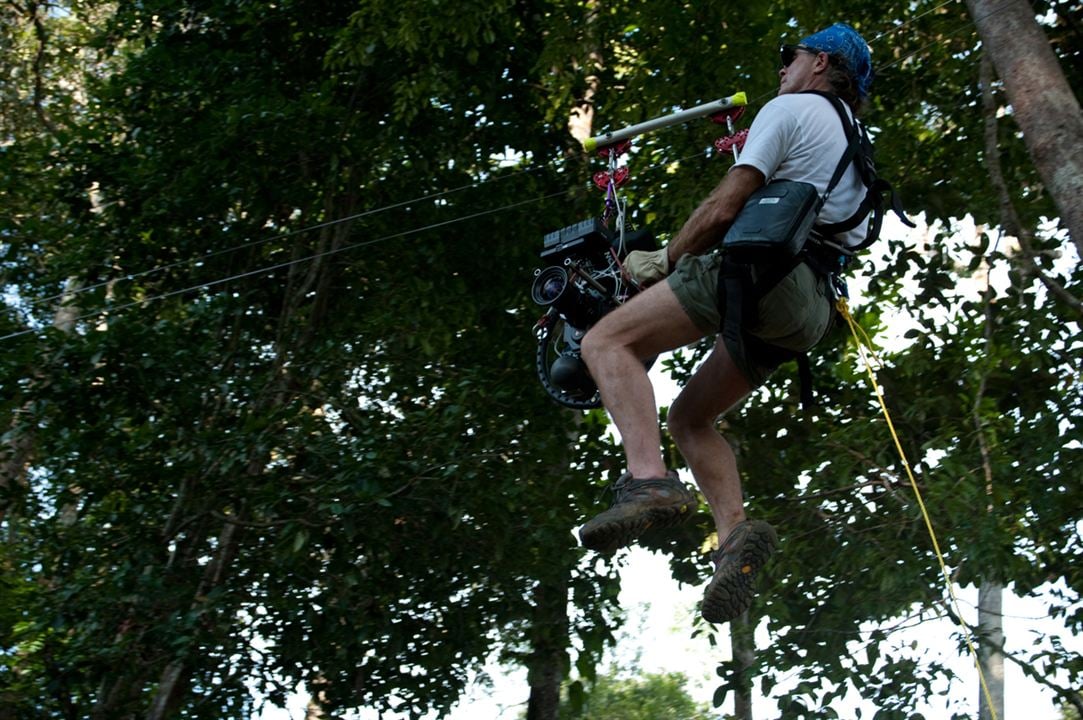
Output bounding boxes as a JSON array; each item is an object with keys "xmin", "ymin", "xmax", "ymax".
[
  {"xmin": 667, "ymin": 338, "xmax": 755, "ymax": 541},
  {"xmin": 580, "ymin": 281, "xmax": 704, "ymax": 479},
  {"xmin": 578, "ymin": 281, "xmax": 706, "ymax": 553},
  {"xmin": 667, "ymin": 339, "xmax": 779, "ymax": 624}
]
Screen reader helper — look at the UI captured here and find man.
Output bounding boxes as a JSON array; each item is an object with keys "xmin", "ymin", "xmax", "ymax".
[{"xmin": 577, "ymin": 23, "xmax": 876, "ymax": 624}]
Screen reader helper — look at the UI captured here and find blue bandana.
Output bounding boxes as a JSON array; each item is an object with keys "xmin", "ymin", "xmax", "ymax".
[{"xmin": 800, "ymin": 23, "xmax": 873, "ymax": 98}]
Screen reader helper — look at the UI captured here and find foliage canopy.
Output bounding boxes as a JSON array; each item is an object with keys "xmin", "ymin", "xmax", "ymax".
[{"xmin": 1, "ymin": 0, "xmax": 1080, "ymax": 718}]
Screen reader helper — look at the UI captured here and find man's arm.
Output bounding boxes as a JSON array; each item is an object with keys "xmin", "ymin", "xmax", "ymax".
[{"xmin": 665, "ymin": 165, "xmax": 765, "ymax": 265}]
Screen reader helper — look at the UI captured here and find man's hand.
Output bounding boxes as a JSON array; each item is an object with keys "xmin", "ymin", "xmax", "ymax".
[{"xmin": 623, "ymin": 248, "xmax": 670, "ymax": 286}]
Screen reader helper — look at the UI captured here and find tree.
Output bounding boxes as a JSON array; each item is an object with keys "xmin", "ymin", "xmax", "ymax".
[
  {"xmin": 2, "ymin": 0, "xmax": 623, "ymax": 717},
  {"xmin": 2, "ymin": 1, "xmax": 1081, "ymax": 718},
  {"xmin": 965, "ymin": 0, "xmax": 1083, "ymax": 254}
]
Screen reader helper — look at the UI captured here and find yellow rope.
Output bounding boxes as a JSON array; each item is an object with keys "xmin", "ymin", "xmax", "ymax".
[{"xmin": 835, "ymin": 297, "xmax": 999, "ymax": 720}]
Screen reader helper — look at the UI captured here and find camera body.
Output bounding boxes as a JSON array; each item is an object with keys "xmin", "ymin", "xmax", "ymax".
[{"xmin": 532, "ymin": 218, "xmax": 656, "ymax": 409}]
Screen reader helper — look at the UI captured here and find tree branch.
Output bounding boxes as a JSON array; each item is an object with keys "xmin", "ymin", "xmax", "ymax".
[{"xmin": 23, "ymin": 1, "xmax": 57, "ymax": 134}]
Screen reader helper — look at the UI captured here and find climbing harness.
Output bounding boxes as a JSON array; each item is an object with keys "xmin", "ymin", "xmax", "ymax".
[{"xmin": 716, "ymin": 90, "xmax": 914, "ymax": 407}]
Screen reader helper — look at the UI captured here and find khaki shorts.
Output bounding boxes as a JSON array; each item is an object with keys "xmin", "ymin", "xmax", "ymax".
[{"xmin": 666, "ymin": 253, "xmax": 833, "ymax": 387}]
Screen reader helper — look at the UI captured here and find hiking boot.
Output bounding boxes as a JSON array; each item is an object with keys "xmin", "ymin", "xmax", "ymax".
[
  {"xmin": 701, "ymin": 520, "xmax": 778, "ymax": 624},
  {"xmin": 579, "ymin": 471, "xmax": 698, "ymax": 554}
]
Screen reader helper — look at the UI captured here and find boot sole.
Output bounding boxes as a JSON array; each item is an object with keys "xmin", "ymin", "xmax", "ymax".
[
  {"xmin": 579, "ymin": 500, "xmax": 696, "ymax": 554},
  {"xmin": 701, "ymin": 520, "xmax": 778, "ymax": 623}
]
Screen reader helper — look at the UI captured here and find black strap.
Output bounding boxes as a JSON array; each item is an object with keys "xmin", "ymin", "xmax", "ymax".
[
  {"xmin": 718, "ymin": 259, "xmax": 817, "ymax": 408},
  {"xmin": 796, "ymin": 91, "xmax": 860, "ymax": 221},
  {"xmin": 800, "ymin": 91, "xmax": 867, "ymax": 237},
  {"xmin": 802, "ymin": 91, "xmax": 916, "ymax": 247},
  {"xmin": 796, "ymin": 354, "xmax": 814, "ymax": 408}
]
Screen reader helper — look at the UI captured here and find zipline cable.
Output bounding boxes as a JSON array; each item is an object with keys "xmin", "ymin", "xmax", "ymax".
[
  {"xmin": 0, "ymin": 188, "xmax": 575, "ymax": 342},
  {"xmin": 869, "ymin": 0, "xmax": 961, "ymax": 46},
  {"xmin": 25, "ymin": 160, "xmax": 562, "ymax": 309},
  {"xmin": 836, "ymin": 296, "xmax": 1001, "ymax": 720}
]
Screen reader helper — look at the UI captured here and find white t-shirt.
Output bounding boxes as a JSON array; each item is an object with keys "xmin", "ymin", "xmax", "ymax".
[{"xmin": 734, "ymin": 93, "xmax": 869, "ymax": 248}]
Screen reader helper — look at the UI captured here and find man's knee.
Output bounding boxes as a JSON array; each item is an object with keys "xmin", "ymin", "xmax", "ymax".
[
  {"xmin": 668, "ymin": 379, "xmax": 743, "ymax": 450},
  {"xmin": 667, "ymin": 393, "xmax": 709, "ymax": 449},
  {"xmin": 579, "ymin": 324, "xmax": 607, "ymax": 370},
  {"xmin": 580, "ymin": 308, "xmax": 638, "ymax": 369}
]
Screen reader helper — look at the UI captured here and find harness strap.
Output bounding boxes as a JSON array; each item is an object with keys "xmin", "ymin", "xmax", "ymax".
[
  {"xmin": 718, "ymin": 258, "xmax": 817, "ymax": 407},
  {"xmin": 802, "ymin": 91, "xmax": 916, "ymax": 248}
]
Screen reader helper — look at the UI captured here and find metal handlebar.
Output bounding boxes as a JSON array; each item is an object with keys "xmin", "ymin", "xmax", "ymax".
[{"xmin": 581, "ymin": 92, "xmax": 747, "ymax": 152}]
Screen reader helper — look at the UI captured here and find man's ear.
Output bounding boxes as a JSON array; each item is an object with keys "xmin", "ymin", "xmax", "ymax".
[{"xmin": 813, "ymin": 51, "xmax": 830, "ymax": 75}]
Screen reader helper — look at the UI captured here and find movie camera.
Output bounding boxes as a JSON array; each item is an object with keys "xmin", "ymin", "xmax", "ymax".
[{"xmin": 531, "ymin": 219, "xmax": 656, "ymax": 409}]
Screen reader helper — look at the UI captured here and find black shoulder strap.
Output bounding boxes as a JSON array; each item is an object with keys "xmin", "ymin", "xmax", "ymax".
[
  {"xmin": 800, "ymin": 91, "xmax": 915, "ymax": 250},
  {"xmin": 801, "ymin": 92, "xmax": 861, "ymax": 213}
]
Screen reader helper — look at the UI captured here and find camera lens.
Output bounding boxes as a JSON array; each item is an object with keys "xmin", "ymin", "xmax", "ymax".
[
  {"xmin": 540, "ymin": 277, "xmax": 564, "ymax": 302},
  {"xmin": 531, "ymin": 267, "xmax": 568, "ymax": 306}
]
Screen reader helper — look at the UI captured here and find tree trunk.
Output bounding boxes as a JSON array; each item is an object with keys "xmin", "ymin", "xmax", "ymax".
[
  {"xmin": 525, "ymin": 578, "xmax": 570, "ymax": 720},
  {"xmin": 304, "ymin": 696, "xmax": 326, "ymax": 720},
  {"xmin": 525, "ymin": 660, "xmax": 562, "ymax": 720},
  {"xmin": 978, "ymin": 580, "xmax": 1005, "ymax": 720},
  {"xmin": 965, "ymin": 0, "xmax": 1083, "ymax": 255},
  {"xmin": 0, "ymin": 424, "xmax": 33, "ymax": 523},
  {"xmin": 567, "ymin": 74, "xmax": 599, "ymax": 145},
  {"xmin": 146, "ymin": 662, "xmax": 188, "ymax": 720},
  {"xmin": 978, "ymin": 52, "xmax": 1082, "ymax": 316},
  {"xmin": 971, "ymin": 216, "xmax": 1004, "ymax": 720},
  {"xmin": 1, "ymin": 277, "xmax": 80, "ymax": 521},
  {"xmin": 145, "ymin": 511, "xmax": 244, "ymax": 720},
  {"xmin": 564, "ymin": 0, "xmax": 603, "ymax": 149},
  {"xmin": 730, "ymin": 611, "xmax": 755, "ymax": 720}
]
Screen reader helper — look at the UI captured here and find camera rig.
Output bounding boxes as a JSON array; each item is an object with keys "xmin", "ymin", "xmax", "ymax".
[
  {"xmin": 531, "ymin": 92, "xmax": 749, "ymax": 409},
  {"xmin": 532, "ymin": 216, "xmax": 656, "ymax": 409}
]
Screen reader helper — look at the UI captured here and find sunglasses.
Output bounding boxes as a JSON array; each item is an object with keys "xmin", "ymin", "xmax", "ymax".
[{"xmin": 780, "ymin": 44, "xmax": 815, "ymax": 68}]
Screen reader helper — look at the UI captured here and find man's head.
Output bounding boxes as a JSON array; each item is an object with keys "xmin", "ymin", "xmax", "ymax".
[{"xmin": 778, "ymin": 23, "xmax": 873, "ymax": 108}]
